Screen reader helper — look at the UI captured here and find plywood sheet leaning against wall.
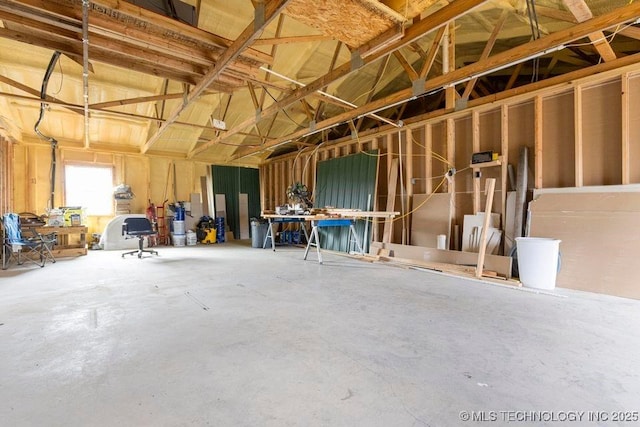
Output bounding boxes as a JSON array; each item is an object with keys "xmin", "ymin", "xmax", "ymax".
[
  {"xmin": 410, "ymin": 193, "xmax": 452, "ymax": 248},
  {"xmin": 528, "ymin": 192, "xmax": 640, "ymax": 300}
]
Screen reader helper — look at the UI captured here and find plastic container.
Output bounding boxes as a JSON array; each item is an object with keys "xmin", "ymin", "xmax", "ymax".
[
  {"xmin": 174, "ymin": 205, "xmax": 185, "ymax": 221},
  {"xmin": 436, "ymin": 234, "xmax": 447, "ymax": 250},
  {"xmin": 186, "ymin": 230, "xmax": 197, "ymax": 246},
  {"xmin": 173, "ymin": 220, "xmax": 185, "ymax": 235},
  {"xmin": 515, "ymin": 237, "xmax": 561, "ymax": 290},
  {"xmin": 172, "ymin": 233, "xmax": 186, "ymax": 247},
  {"xmin": 215, "ymin": 217, "xmax": 225, "ymax": 243}
]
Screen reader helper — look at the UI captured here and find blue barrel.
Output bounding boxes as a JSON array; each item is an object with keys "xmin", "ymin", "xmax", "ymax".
[
  {"xmin": 175, "ymin": 205, "xmax": 185, "ymax": 221},
  {"xmin": 215, "ymin": 217, "xmax": 225, "ymax": 243}
]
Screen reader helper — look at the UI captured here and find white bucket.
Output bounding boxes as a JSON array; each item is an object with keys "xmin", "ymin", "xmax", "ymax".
[
  {"xmin": 172, "ymin": 233, "xmax": 186, "ymax": 247},
  {"xmin": 186, "ymin": 231, "xmax": 197, "ymax": 246},
  {"xmin": 515, "ymin": 237, "xmax": 561, "ymax": 290},
  {"xmin": 173, "ymin": 220, "xmax": 185, "ymax": 235},
  {"xmin": 436, "ymin": 234, "xmax": 447, "ymax": 250}
]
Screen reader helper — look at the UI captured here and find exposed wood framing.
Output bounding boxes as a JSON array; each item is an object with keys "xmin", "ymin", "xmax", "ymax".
[
  {"xmin": 621, "ymin": 72, "xmax": 630, "ymax": 184},
  {"xmin": 472, "ymin": 110, "xmax": 480, "ymax": 214},
  {"xmin": 562, "ymin": 0, "xmax": 616, "ymax": 62},
  {"xmin": 534, "ymin": 95, "xmax": 543, "ymax": 189},
  {"xmin": 425, "ymin": 124, "xmax": 433, "ymax": 194},
  {"xmin": 393, "ymin": 50, "xmax": 419, "ymax": 81},
  {"xmin": 462, "ymin": 9, "xmax": 508, "ymax": 100},
  {"xmin": 574, "ymin": 85, "xmax": 584, "ymax": 187},
  {"xmin": 232, "ymin": 2, "xmax": 640, "ymax": 160},
  {"xmin": 252, "ymin": 34, "xmax": 331, "ymax": 45},
  {"xmin": 419, "ymin": 26, "xmax": 446, "ymax": 79},
  {"xmin": 141, "ymin": 0, "xmax": 291, "ymax": 154},
  {"xmin": 191, "ymin": 0, "xmax": 491, "ymax": 157}
]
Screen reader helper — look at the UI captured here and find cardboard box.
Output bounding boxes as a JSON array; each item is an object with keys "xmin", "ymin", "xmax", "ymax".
[
  {"xmin": 48, "ymin": 208, "xmax": 65, "ymax": 227},
  {"xmin": 60, "ymin": 207, "xmax": 87, "ymax": 226}
]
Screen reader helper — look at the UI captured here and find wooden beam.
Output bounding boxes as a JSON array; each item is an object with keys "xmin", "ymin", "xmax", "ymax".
[
  {"xmin": 534, "ymin": 95, "xmax": 543, "ymax": 189},
  {"xmin": 393, "ymin": 50, "xmax": 419, "ymax": 82},
  {"xmin": 425, "ymin": 124, "xmax": 433, "ymax": 194},
  {"xmin": 419, "ymin": 26, "xmax": 446, "ymax": 79},
  {"xmin": 192, "ymin": 0, "xmax": 491, "ymax": 157},
  {"xmin": 574, "ymin": 85, "xmax": 583, "ymax": 186},
  {"xmin": 475, "ymin": 178, "xmax": 496, "ymax": 278},
  {"xmin": 90, "ymin": 93, "xmax": 185, "ymax": 109},
  {"xmin": 472, "ymin": 110, "xmax": 480, "ymax": 214},
  {"xmin": 142, "ymin": 0, "xmax": 290, "ymax": 154},
  {"xmin": 232, "ymin": 2, "xmax": 640, "ymax": 160},
  {"xmin": 259, "ymin": 14, "xmax": 285, "ymax": 110},
  {"xmin": 444, "ymin": 22, "xmax": 456, "ymax": 110},
  {"xmin": 563, "ymin": 0, "xmax": 616, "ymax": 62},
  {"xmin": 0, "ymin": 74, "xmax": 81, "ymax": 116},
  {"xmin": 253, "ymin": 34, "xmax": 331, "ymax": 46},
  {"xmin": 462, "ymin": 9, "xmax": 508, "ymax": 100},
  {"xmin": 500, "ymin": 104, "xmax": 509, "ymax": 254},
  {"xmin": 622, "ymin": 72, "xmax": 630, "ymax": 184}
]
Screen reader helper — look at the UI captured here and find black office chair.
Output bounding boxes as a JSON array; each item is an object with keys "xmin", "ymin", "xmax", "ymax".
[{"xmin": 121, "ymin": 217, "xmax": 158, "ymax": 259}]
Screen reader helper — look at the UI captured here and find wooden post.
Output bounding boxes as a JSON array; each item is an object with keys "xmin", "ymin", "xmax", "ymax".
[
  {"xmin": 472, "ymin": 111, "xmax": 481, "ymax": 214},
  {"xmin": 372, "ymin": 137, "xmax": 380, "ymax": 242},
  {"xmin": 383, "ymin": 159, "xmax": 399, "ymax": 244},
  {"xmin": 534, "ymin": 95, "xmax": 543, "ymax": 189},
  {"xmin": 405, "ymin": 128, "xmax": 413, "ymax": 245},
  {"xmin": 501, "ymin": 104, "xmax": 509, "ymax": 254},
  {"xmin": 475, "ymin": 178, "xmax": 496, "ymax": 278},
  {"xmin": 446, "ymin": 118, "xmax": 456, "ymax": 236},
  {"xmin": 574, "ymin": 86, "xmax": 584, "ymax": 187},
  {"xmin": 622, "ymin": 72, "xmax": 630, "ymax": 185},
  {"xmin": 425, "ymin": 124, "xmax": 433, "ymax": 194}
]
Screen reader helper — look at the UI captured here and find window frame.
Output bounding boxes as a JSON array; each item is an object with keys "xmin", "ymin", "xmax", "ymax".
[{"xmin": 63, "ymin": 162, "xmax": 115, "ymax": 216}]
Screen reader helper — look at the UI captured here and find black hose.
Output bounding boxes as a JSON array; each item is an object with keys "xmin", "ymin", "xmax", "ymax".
[{"xmin": 34, "ymin": 51, "xmax": 61, "ymax": 210}]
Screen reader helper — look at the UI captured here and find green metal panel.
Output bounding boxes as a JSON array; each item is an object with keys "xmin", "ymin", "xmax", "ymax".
[
  {"xmin": 314, "ymin": 151, "xmax": 378, "ymax": 252},
  {"xmin": 212, "ymin": 166, "xmax": 261, "ymax": 239}
]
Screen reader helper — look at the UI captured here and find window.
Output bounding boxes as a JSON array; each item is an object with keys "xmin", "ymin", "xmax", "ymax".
[{"xmin": 65, "ymin": 165, "xmax": 113, "ymax": 215}]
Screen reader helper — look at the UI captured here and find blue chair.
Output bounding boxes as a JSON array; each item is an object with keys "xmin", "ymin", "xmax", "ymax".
[
  {"xmin": 121, "ymin": 217, "xmax": 158, "ymax": 259},
  {"xmin": 1, "ymin": 213, "xmax": 56, "ymax": 269}
]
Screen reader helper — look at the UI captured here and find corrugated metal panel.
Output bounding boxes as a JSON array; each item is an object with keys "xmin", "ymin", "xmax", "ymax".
[
  {"xmin": 212, "ymin": 165, "xmax": 260, "ymax": 239},
  {"xmin": 314, "ymin": 151, "xmax": 378, "ymax": 252}
]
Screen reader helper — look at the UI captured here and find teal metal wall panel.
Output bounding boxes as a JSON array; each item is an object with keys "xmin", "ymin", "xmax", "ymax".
[
  {"xmin": 212, "ymin": 166, "xmax": 260, "ymax": 239},
  {"xmin": 314, "ymin": 151, "xmax": 378, "ymax": 252}
]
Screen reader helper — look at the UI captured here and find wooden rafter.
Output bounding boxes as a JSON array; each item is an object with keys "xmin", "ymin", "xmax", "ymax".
[
  {"xmin": 231, "ymin": 2, "xmax": 640, "ymax": 160},
  {"xmin": 91, "ymin": 93, "xmax": 185, "ymax": 109},
  {"xmin": 0, "ymin": 74, "xmax": 81, "ymax": 116},
  {"xmin": 562, "ymin": 0, "xmax": 616, "ymax": 62},
  {"xmin": 393, "ymin": 50, "xmax": 419, "ymax": 81},
  {"xmin": 253, "ymin": 35, "xmax": 331, "ymax": 45},
  {"xmin": 419, "ymin": 26, "xmax": 446, "ymax": 79},
  {"xmin": 259, "ymin": 14, "xmax": 285, "ymax": 110},
  {"xmin": 190, "ymin": 0, "xmax": 491, "ymax": 158},
  {"xmin": 141, "ymin": 0, "xmax": 291, "ymax": 154},
  {"xmin": 462, "ymin": 9, "xmax": 508, "ymax": 100}
]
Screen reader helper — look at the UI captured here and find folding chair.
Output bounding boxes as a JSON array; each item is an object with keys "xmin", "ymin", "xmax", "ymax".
[{"xmin": 1, "ymin": 213, "xmax": 53, "ymax": 269}]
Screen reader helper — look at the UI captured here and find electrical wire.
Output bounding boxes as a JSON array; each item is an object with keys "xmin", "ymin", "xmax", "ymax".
[{"xmin": 263, "ymin": 86, "xmax": 307, "ymax": 129}]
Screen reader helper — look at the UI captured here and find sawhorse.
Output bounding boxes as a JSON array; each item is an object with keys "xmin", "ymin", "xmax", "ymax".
[
  {"xmin": 263, "ymin": 217, "xmax": 310, "ymax": 251},
  {"xmin": 303, "ymin": 219, "xmax": 363, "ymax": 264}
]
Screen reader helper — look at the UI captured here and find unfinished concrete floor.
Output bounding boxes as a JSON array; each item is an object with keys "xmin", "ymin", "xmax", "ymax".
[{"xmin": 1, "ymin": 242, "xmax": 639, "ymax": 426}]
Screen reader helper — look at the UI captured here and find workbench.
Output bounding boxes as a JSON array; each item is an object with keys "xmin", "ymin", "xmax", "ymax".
[
  {"xmin": 35, "ymin": 226, "xmax": 88, "ymax": 257},
  {"xmin": 262, "ymin": 211, "xmax": 398, "ymax": 264}
]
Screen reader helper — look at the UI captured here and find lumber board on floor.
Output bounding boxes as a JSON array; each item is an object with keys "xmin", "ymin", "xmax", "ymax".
[{"xmin": 370, "ymin": 241, "xmax": 512, "ymax": 278}]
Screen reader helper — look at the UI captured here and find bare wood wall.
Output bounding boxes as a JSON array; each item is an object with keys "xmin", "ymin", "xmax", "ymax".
[
  {"xmin": 0, "ymin": 135, "xmax": 14, "ymax": 215},
  {"xmin": 262, "ymin": 65, "xmax": 640, "ymax": 245},
  {"xmin": 11, "ymin": 145, "xmax": 209, "ymax": 234}
]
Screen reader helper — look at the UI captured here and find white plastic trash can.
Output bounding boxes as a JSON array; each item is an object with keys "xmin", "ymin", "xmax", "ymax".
[{"xmin": 515, "ymin": 237, "xmax": 561, "ymax": 290}]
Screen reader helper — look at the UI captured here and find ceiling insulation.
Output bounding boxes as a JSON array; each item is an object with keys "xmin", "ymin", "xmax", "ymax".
[{"xmin": 284, "ymin": 0, "xmax": 405, "ymax": 48}]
